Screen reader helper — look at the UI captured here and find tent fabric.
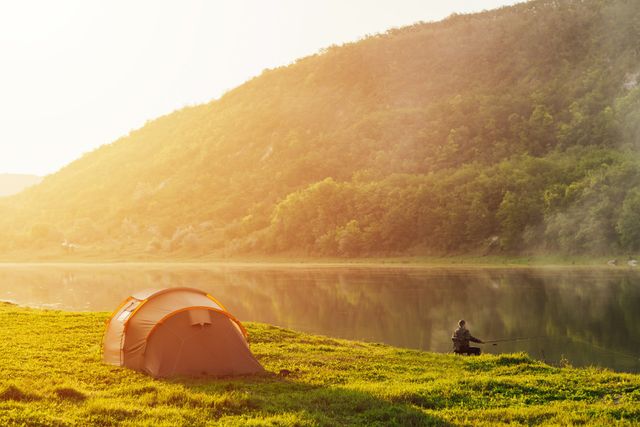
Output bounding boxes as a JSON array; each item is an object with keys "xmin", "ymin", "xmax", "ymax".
[{"xmin": 103, "ymin": 287, "xmax": 263, "ymax": 377}]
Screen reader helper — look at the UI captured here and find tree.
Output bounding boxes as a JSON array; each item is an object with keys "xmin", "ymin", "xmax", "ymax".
[{"xmin": 617, "ymin": 190, "xmax": 640, "ymax": 251}]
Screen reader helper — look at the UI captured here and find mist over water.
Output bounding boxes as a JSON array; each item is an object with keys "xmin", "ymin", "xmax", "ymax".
[{"xmin": 0, "ymin": 264, "xmax": 638, "ymax": 372}]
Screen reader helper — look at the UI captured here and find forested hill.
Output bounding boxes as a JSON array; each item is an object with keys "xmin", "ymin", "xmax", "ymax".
[
  {"xmin": 0, "ymin": 174, "xmax": 41, "ymax": 197},
  {"xmin": 2, "ymin": 0, "xmax": 640, "ymax": 259}
]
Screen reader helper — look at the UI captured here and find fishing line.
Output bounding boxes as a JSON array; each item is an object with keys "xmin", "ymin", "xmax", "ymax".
[
  {"xmin": 566, "ymin": 337, "xmax": 640, "ymax": 362},
  {"xmin": 485, "ymin": 336, "xmax": 640, "ymax": 362}
]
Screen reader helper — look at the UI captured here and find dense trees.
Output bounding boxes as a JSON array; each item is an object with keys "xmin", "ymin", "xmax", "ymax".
[
  {"xmin": 0, "ymin": 0, "xmax": 640, "ymax": 258},
  {"xmin": 255, "ymin": 149, "xmax": 640, "ymax": 255}
]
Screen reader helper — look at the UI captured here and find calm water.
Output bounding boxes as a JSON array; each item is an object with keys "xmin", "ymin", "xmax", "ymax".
[{"xmin": 0, "ymin": 263, "xmax": 638, "ymax": 372}]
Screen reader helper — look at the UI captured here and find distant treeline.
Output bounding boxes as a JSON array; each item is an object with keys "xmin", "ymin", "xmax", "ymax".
[
  {"xmin": 1, "ymin": 0, "xmax": 640, "ymax": 257},
  {"xmin": 260, "ymin": 147, "xmax": 640, "ymax": 255}
]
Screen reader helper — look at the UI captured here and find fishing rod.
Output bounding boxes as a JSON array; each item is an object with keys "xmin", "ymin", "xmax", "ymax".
[{"xmin": 482, "ymin": 336, "xmax": 546, "ymax": 346}]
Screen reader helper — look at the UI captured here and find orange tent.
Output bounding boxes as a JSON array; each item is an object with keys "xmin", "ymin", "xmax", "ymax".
[{"xmin": 103, "ymin": 287, "xmax": 263, "ymax": 377}]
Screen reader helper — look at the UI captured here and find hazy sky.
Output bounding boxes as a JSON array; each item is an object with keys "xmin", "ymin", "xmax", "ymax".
[{"xmin": 0, "ymin": 0, "xmax": 521, "ymax": 175}]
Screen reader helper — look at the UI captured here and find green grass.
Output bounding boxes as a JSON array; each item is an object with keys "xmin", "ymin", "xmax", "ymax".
[{"xmin": 0, "ymin": 303, "xmax": 638, "ymax": 426}]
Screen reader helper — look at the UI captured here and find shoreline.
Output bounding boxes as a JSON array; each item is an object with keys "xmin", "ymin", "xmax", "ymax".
[
  {"xmin": 0, "ymin": 261, "xmax": 629, "ymax": 271},
  {"xmin": 0, "ymin": 255, "xmax": 634, "ymax": 270}
]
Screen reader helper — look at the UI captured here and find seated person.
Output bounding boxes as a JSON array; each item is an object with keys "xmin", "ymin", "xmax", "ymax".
[{"xmin": 452, "ymin": 319, "xmax": 483, "ymax": 355}]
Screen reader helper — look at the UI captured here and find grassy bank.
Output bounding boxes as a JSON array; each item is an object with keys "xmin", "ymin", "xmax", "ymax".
[{"xmin": 0, "ymin": 304, "xmax": 638, "ymax": 426}]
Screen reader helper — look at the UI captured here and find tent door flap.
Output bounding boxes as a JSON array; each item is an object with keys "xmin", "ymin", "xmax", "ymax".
[{"xmin": 189, "ymin": 309, "xmax": 212, "ymax": 326}]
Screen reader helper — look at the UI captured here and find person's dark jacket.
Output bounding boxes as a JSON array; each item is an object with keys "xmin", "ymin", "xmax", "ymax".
[{"xmin": 452, "ymin": 326, "xmax": 482, "ymax": 351}]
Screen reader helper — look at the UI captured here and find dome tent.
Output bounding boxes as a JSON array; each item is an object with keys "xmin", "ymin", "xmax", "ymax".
[{"xmin": 103, "ymin": 287, "xmax": 263, "ymax": 378}]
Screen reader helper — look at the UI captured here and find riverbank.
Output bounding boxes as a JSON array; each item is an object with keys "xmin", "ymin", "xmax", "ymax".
[
  {"xmin": 0, "ymin": 252, "xmax": 637, "ymax": 269},
  {"xmin": 0, "ymin": 304, "xmax": 637, "ymax": 425}
]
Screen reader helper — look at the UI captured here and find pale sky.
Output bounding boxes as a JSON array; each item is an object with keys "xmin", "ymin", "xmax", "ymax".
[{"xmin": 0, "ymin": 0, "xmax": 522, "ymax": 176}]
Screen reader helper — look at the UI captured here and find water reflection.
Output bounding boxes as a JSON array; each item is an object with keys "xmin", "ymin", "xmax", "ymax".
[{"xmin": 0, "ymin": 264, "xmax": 638, "ymax": 372}]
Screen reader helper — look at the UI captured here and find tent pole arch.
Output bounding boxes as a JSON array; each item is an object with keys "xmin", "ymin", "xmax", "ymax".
[
  {"xmin": 206, "ymin": 294, "xmax": 228, "ymax": 311},
  {"xmin": 143, "ymin": 306, "xmax": 249, "ymax": 347}
]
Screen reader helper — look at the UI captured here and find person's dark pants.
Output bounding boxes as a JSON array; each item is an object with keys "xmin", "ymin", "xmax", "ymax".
[{"xmin": 454, "ymin": 347, "xmax": 481, "ymax": 356}]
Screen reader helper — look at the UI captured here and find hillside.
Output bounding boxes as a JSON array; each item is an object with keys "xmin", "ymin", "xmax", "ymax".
[
  {"xmin": 0, "ymin": 304, "xmax": 638, "ymax": 425},
  {"xmin": 2, "ymin": 0, "xmax": 640, "ymax": 258},
  {"xmin": 0, "ymin": 174, "xmax": 41, "ymax": 197}
]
